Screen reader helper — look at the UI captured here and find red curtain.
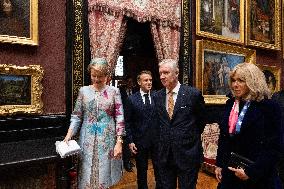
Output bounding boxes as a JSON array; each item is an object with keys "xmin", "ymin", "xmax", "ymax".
[
  {"xmin": 151, "ymin": 23, "xmax": 180, "ymax": 62},
  {"xmin": 88, "ymin": 0, "xmax": 180, "ymax": 28},
  {"xmin": 88, "ymin": 0, "xmax": 181, "ymax": 68},
  {"xmin": 88, "ymin": 10, "xmax": 127, "ymax": 72}
]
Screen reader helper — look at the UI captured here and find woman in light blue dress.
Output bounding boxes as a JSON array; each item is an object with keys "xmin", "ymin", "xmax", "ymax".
[{"xmin": 64, "ymin": 58, "xmax": 125, "ymax": 189}]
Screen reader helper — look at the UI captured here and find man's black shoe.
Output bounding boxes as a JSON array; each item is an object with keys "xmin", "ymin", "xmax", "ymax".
[{"xmin": 124, "ymin": 161, "xmax": 135, "ymax": 172}]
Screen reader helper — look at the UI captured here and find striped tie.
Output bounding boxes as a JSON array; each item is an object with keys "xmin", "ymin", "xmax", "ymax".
[{"xmin": 168, "ymin": 91, "xmax": 174, "ymax": 119}]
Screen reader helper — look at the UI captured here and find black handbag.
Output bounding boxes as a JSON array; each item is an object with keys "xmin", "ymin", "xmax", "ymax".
[{"xmin": 228, "ymin": 152, "xmax": 254, "ymax": 169}]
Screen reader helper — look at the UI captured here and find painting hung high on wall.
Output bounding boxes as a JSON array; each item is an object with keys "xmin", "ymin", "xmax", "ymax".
[
  {"xmin": 0, "ymin": 64, "xmax": 43, "ymax": 116},
  {"xmin": 257, "ymin": 64, "xmax": 281, "ymax": 93},
  {"xmin": 246, "ymin": 0, "xmax": 281, "ymax": 50},
  {"xmin": 196, "ymin": 40, "xmax": 256, "ymax": 104},
  {"xmin": 0, "ymin": 0, "xmax": 38, "ymax": 45},
  {"xmin": 196, "ymin": 0, "xmax": 244, "ymax": 43}
]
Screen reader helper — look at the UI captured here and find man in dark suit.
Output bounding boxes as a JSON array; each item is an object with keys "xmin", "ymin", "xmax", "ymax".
[
  {"xmin": 272, "ymin": 90, "xmax": 284, "ymax": 186},
  {"xmin": 125, "ymin": 70, "xmax": 161, "ymax": 189},
  {"xmin": 155, "ymin": 59, "xmax": 206, "ymax": 189},
  {"xmin": 119, "ymin": 76, "xmax": 137, "ymax": 172}
]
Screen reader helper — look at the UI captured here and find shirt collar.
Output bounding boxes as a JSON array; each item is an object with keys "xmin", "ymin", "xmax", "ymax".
[
  {"xmin": 140, "ymin": 88, "xmax": 150, "ymax": 96},
  {"xmin": 166, "ymin": 82, "xmax": 180, "ymax": 94}
]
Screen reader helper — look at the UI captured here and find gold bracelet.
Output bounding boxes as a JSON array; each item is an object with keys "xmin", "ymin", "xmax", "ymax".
[{"xmin": 117, "ymin": 136, "xmax": 123, "ymax": 143}]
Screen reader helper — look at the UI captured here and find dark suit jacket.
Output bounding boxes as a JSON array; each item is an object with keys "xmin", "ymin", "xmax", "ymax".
[
  {"xmin": 125, "ymin": 90, "xmax": 159, "ymax": 148},
  {"xmin": 119, "ymin": 86, "xmax": 138, "ymax": 106},
  {"xmin": 216, "ymin": 98, "xmax": 282, "ymax": 188},
  {"xmin": 154, "ymin": 85, "xmax": 206, "ymax": 170}
]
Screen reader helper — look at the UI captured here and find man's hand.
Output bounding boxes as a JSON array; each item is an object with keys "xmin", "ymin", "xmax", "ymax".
[
  {"xmin": 215, "ymin": 167, "xmax": 222, "ymax": 182},
  {"xmin": 129, "ymin": 143, "xmax": 138, "ymax": 154},
  {"xmin": 228, "ymin": 167, "xmax": 249, "ymax": 180}
]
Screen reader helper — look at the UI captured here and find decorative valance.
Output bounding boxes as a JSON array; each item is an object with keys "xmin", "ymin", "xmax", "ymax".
[{"xmin": 88, "ymin": 0, "xmax": 181, "ymax": 28}]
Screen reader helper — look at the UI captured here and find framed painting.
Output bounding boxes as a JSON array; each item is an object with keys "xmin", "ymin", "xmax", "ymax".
[
  {"xmin": 283, "ymin": 0, "xmax": 284, "ymax": 58},
  {"xmin": 257, "ymin": 64, "xmax": 281, "ymax": 93},
  {"xmin": 0, "ymin": 0, "xmax": 38, "ymax": 45},
  {"xmin": 0, "ymin": 64, "xmax": 43, "ymax": 115},
  {"xmin": 196, "ymin": 0, "xmax": 245, "ymax": 44},
  {"xmin": 245, "ymin": 0, "xmax": 281, "ymax": 50},
  {"xmin": 196, "ymin": 40, "xmax": 256, "ymax": 104}
]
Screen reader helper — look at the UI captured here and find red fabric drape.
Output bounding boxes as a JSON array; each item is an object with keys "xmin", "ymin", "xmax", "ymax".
[
  {"xmin": 151, "ymin": 23, "xmax": 180, "ymax": 62},
  {"xmin": 88, "ymin": 10, "xmax": 127, "ymax": 72},
  {"xmin": 88, "ymin": 0, "xmax": 181, "ymax": 69},
  {"xmin": 88, "ymin": 0, "xmax": 181, "ymax": 28}
]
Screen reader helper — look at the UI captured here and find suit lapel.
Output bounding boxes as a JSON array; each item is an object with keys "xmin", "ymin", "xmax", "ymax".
[
  {"xmin": 159, "ymin": 89, "xmax": 170, "ymax": 120},
  {"xmin": 238, "ymin": 102, "xmax": 260, "ymax": 133},
  {"xmin": 136, "ymin": 92, "xmax": 144, "ymax": 107}
]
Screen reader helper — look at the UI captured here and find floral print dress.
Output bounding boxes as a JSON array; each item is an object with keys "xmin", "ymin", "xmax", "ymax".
[{"xmin": 69, "ymin": 85, "xmax": 125, "ymax": 189}]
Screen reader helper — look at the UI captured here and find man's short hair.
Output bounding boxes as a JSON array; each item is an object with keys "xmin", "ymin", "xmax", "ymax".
[{"xmin": 137, "ymin": 70, "xmax": 152, "ymax": 82}]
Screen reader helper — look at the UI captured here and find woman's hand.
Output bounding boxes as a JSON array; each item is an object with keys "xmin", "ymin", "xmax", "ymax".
[
  {"xmin": 63, "ymin": 129, "xmax": 73, "ymax": 144},
  {"xmin": 215, "ymin": 166, "xmax": 222, "ymax": 182},
  {"xmin": 113, "ymin": 142, "xmax": 122, "ymax": 159},
  {"xmin": 63, "ymin": 136, "xmax": 71, "ymax": 144},
  {"xmin": 228, "ymin": 167, "xmax": 249, "ymax": 180}
]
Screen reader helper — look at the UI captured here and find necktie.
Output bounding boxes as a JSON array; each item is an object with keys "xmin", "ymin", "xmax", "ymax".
[
  {"xmin": 127, "ymin": 89, "xmax": 132, "ymax": 96},
  {"xmin": 168, "ymin": 91, "xmax": 174, "ymax": 119},
  {"xmin": 144, "ymin": 93, "xmax": 150, "ymax": 106}
]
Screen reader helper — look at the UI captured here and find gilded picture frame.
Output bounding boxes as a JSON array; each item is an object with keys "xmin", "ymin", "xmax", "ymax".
[
  {"xmin": 0, "ymin": 64, "xmax": 43, "ymax": 116},
  {"xmin": 245, "ymin": 0, "xmax": 281, "ymax": 50},
  {"xmin": 196, "ymin": 0, "xmax": 245, "ymax": 44},
  {"xmin": 283, "ymin": 0, "xmax": 284, "ymax": 58},
  {"xmin": 196, "ymin": 40, "xmax": 256, "ymax": 104},
  {"xmin": 0, "ymin": 0, "xmax": 38, "ymax": 45},
  {"xmin": 257, "ymin": 64, "xmax": 281, "ymax": 93}
]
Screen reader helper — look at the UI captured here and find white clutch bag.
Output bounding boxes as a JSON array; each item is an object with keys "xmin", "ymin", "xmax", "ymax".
[{"xmin": 55, "ymin": 140, "xmax": 81, "ymax": 158}]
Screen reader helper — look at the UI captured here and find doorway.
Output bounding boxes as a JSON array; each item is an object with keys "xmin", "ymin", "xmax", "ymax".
[{"xmin": 113, "ymin": 18, "xmax": 162, "ymax": 90}]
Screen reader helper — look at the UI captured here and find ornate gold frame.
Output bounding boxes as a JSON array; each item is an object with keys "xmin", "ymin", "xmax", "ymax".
[
  {"xmin": 196, "ymin": 0, "xmax": 245, "ymax": 44},
  {"xmin": 0, "ymin": 0, "xmax": 38, "ymax": 46},
  {"xmin": 196, "ymin": 40, "xmax": 256, "ymax": 104},
  {"xmin": 257, "ymin": 64, "xmax": 281, "ymax": 93},
  {"xmin": 0, "ymin": 64, "xmax": 43, "ymax": 116},
  {"xmin": 245, "ymin": 0, "xmax": 281, "ymax": 50},
  {"xmin": 283, "ymin": 0, "xmax": 284, "ymax": 58}
]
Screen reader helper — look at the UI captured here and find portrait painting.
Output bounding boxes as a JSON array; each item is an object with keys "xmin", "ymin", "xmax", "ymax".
[
  {"xmin": 196, "ymin": 40, "xmax": 256, "ymax": 104},
  {"xmin": 0, "ymin": 0, "xmax": 38, "ymax": 45},
  {"xmin": 196, "ymin": 0, "xmax": 244, "ymax": 43},
  {"xmin": 0, "ymin": 64, "xmax": 43, "ymax": 116},
  {"xmin": 246, "ymin": 0, "xmax": 281, "ymax": 49},
  {"xmin": 257, "ymin": 64, "xmax": 281, "ymax": 93}
]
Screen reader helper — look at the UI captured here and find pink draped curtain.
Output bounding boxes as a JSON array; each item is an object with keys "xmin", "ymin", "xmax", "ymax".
[
  {"xmin": 88, "ymin": 0, "xmax": 180, "ymax": 28},
  {"xmin": 88, "ymin": 10, "xmax": 127, "ymax": 72},
  {"xmin": 88, "ymin": 0, "xmax": 181, "ymax": 69},
  {"xmin": 151, "ymin": 23, "xmax": 180, "ymax": 62}
]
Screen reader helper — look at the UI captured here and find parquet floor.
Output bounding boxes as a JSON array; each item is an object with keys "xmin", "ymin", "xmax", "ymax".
[{"xmin": 111, "ymin": 160, "xmax": 218, "ymax": 189}]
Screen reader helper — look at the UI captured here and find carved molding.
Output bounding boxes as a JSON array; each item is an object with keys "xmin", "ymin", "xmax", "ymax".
[{"xmin": 72, "ymin": 0, "xmax": 85, "ymax": 108}]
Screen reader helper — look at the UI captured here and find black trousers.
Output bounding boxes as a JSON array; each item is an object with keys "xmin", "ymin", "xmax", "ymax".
[
  {"xmin": 122, "ymin": 137, "xmax": 132, "ymax": 166},
  {"xmin": 134, "ymin": 143, "xmax": 162, "ymax": 189},
  {"xmin": 159, "ymin": 149, "xmax": 200, "ymax": 189}
]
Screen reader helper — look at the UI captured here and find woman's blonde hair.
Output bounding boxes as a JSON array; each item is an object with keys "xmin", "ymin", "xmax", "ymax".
[
  {"xmin": 88, "ymin": 58, "xmax": 110, "ymax": 76},
  {"xmin": 229, "ymin": 63, "xmax": 271, "ymax": 101}
]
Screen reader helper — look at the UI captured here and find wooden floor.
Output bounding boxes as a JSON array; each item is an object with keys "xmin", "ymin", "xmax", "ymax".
[{"xmin": 111, "ymin": 160, "xmax": 218, "ymax": 189}]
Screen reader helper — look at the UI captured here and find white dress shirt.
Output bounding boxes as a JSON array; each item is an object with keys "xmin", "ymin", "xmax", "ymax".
[{"xmin": 140, "ymin": 89, "xmax": 151, "ymax": 104}]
